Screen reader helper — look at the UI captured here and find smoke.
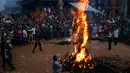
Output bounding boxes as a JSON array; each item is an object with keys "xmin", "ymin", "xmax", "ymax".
[
  {"xmin": 7, "ymin": 0, "xmax": 17, "ymax": 4},
  {"xmin": 0, "ymin": 0, "xmax": 19, "ymax": 11},
  {"xmin": 6, "ymin": 0, "xmax": 18, "ymax": 8},
  {"xmin": 0, "ymin": 0, "xmax": 7, "ymax": 11}
]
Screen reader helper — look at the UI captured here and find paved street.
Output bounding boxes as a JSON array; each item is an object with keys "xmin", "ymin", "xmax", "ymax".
[{"xmin": 0, "ymin": 40, "xmax": 130, "ymax": 73}]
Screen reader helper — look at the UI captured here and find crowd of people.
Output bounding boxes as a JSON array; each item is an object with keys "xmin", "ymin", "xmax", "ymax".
[{"xmin": 0, "ymin": 11, "xmax": 72, "ymax": 43}]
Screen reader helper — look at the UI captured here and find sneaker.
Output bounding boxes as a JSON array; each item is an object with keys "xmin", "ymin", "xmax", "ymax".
[
  {"xmin": 108, "ymin": 48, "xmax": 111, "ymax": 50},
  {"xmin": 40, "ymin": 49, "xmax": 42, "ymax": 51},
  {"xmin": 11, "ymin": 64, "xmax": 16, "ymax": 70}
]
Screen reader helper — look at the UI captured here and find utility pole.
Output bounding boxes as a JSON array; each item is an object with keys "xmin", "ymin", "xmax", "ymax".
[{"xmin": 58, "ymin": 0, "xmax": 64, "ymax": 24}]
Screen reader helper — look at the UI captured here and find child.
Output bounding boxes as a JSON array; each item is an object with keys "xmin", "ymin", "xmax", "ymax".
[{"xmin": 53, "ymin": 55, "xmax": 62, "ymax": 73}]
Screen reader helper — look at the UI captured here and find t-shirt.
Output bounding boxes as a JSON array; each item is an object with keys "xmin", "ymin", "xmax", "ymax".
[
  {"xmin": 5, "ymin": 49, "xmax": 9, "ymax": 59},
  {"xmin": 18, "ymin": 31, "xmax": 22, "ymax": 38},
  {"xmin": 32, "ymin": 28, "xmax": 36, "ymax": 34},
  {"xmin": 114, "ymin": 29, "xmax": 119, "ymax": 38},
  {"xmin": 23, "ymin": 30, "xmax": 27, "ymax": 38}
]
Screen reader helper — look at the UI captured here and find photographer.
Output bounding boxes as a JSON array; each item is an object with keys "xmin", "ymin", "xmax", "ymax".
[
  {"xmin": 53, "ymin": 55, "xmax": 63, "ymax": 73},
  {"xmin": 2, "ymin": 34, "xmax": 16, "ymax": 71}
]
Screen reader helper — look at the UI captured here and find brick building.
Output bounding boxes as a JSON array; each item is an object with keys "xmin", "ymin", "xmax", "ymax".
[
  {"xmin": 19, "ymin": 0, "xmax": 125, "ymax": 17},
  {"xmin": 105, "ymin": 0, "xmax": 121, "ymax": 17}
]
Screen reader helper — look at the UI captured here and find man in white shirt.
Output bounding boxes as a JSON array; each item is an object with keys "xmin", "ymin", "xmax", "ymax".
[
  {"xmin": 49, "ymin": 25, "xmax": 53, "ymax": 40},
  {"xmin": 23, "ymin": 29, "xmax": 28, "ymax": 44},
  {"xmin": 114, "ymin": 28, "xmax": 119, "ymax": 45},
  {"xmin": 32, "ymin": 27, "xmax": 36, "ymax": 43}
]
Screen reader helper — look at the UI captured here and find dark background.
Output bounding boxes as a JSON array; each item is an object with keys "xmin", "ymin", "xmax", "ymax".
[
  {"xmin": 19, "ymin": 0, "xmax": 130, "ymax": 16},
  {"xmin": 20, "ymin": 0, "xmax": 72, "ymax": 12}
]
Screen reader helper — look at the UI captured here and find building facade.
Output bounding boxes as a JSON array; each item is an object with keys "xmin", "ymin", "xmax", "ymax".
[{"xmin": 106, "ymin": 0, "xmax": 121, "ymax": 17}]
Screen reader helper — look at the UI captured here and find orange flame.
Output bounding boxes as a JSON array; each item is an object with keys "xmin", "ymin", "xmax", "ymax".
[{"xmin": 71, "ymin": 0, "xmax": 94, "ymax": 69}]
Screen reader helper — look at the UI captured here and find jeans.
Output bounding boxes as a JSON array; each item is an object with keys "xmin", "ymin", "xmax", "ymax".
[
  {"xmin": 32, "ymin": 34, "xmax": 36, "ymax": 41},
  {"xmin": 50, "ymin": 32, "xmax": 53, "ymax": 40},
  {"xmin": 23, "ymin": 37, "xmax": 28, "ymax": 44},
  {"xmin": 114, "ymin": 37, "xmax": 118, "ymax": 45},
  {"xmin": 32, "ymin": 41, "xmax": 42, "ymax": 51}
]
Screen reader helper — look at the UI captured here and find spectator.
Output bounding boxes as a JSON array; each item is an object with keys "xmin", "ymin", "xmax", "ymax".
[
  {"xmin": 28, "ymin": 29, "xmax": 32, "ymax": 44},
  {"xmin": 98, "ymin": 25, "xmax": 103, "ymax": 42},
  {"xmin": 49, "ymin": 25, "xmax": 53, "ymax": 40},
  {"xmin": 18, "ymin": 29, "xmax": 22, "ymax": 39},
  {"xmin": 53, "ymin": 55, "xmax": 62, "ymax": 73},
  {"xmin": 113, "ymin": 28, "xmax": 119, "ymax": 45},
  {"xmin": 32, "ymin": 31, "xmax": 42, "ymax": 53},
  {"xmin": 23, "ymin": 29, "xmax": 28, "ymax": 44},
  {"xmin": 92, "ymin": 24, "xmax": 97, "ymax": 37},
  {"xmin": 107, "ymin": 31, "xmax": 112, "ymax": 50}
]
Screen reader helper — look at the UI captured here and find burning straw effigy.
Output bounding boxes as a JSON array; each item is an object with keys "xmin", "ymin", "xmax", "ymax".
[{"xmin": 62, "ymin": 0, "xmax": 95, "ymax": 73}]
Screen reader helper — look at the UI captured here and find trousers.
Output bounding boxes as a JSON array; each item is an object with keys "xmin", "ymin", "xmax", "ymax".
[
  {"xmin": 33, "ymin": 41, "xmax": 42, "ymax": 51},
  {"xmin": 108, "ymin": 38, "xmax": 112, "ymax": 50},
  {"xmin": 2, "ymin": 58, "xmax": 14, "ymax": 71}
]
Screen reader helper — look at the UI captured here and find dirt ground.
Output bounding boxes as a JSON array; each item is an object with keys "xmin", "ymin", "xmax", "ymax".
[{"xmin": 0, "ymin": 40, "xmax": 130, "ymax": 73}]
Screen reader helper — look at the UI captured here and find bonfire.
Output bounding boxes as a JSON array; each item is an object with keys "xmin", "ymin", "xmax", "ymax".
[{"xmin": 62, "ymin": 0, "xmax": 95, "ymax": 72}]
